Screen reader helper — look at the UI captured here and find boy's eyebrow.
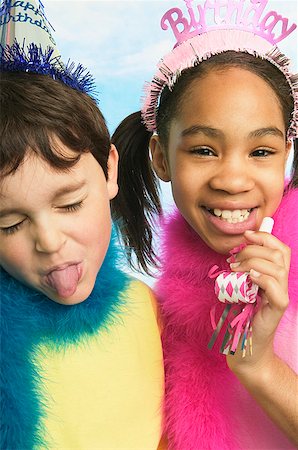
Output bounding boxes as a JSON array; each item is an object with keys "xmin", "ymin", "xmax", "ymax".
[
  {"xmin": 0, "ymin": 181, "xmax": 87, "ymax": 218},
  {"xmin": 52, "ymin": 180, "xmax": 87, "ymax": 200},
  {"xmin": 0, "ymin": 208, "xmax": 22, "ymax": 218}
]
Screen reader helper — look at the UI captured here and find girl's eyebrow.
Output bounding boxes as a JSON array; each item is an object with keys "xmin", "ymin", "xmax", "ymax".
[
  {"xmin": 181, "ymin": 125, "xmax": 222, "ymax": 138},
  {"xmin": 248, "ymin": 127, "xmax": 284, "ymax": 139},
  {"xmin": 181, "ymin": 125, "xmax": 285, "ymax": 139}
]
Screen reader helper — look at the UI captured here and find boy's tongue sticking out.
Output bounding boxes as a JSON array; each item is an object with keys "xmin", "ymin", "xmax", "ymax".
[{"xmin": 47, "ymin": 264, "xmax": 80, "ymax": 298}]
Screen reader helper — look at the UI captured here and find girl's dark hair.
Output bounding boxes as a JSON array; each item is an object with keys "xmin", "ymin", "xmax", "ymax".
[
  {"xmin": 111, "ymin": 111, "xmax": 161, "ymax": 272},
  {"xmin": 112, "ymin": 51, "xmax": 297, "ymax": 273},
  {"xmin": 0, "ymin": 71, "xmax": 110, "ymax": 177}
]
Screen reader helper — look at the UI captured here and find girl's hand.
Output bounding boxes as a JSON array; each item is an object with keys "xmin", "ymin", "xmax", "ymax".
[
  {"xmin": 226, "ymin": 230, "xmax": 291, "ymax": 375},
  {"xmin": 226, "ymin": 231, "xmax": 298, "ymax": 446}
]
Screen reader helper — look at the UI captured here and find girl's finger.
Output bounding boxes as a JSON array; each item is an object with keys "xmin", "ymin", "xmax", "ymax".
[
  {"xmin": 243, "ymin": 231, "xmax": 291, "ymax": 268},
  {"xmin": 230, "ymin": 258, "xmax": 288, "ymax": 290},
  {"xmin": 249, "ymin": 271, "xmax": 289, "ymax": 312},
  {"xmin": 230, "ymin": 244, "xmax": 286, "ymax": 267}
]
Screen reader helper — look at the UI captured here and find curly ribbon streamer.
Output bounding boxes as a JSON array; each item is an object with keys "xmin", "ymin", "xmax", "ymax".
[
  {"xmin": 207, "ymin": 218, "xmax": 274, "ymax": 356},
  {"xmin": 208, "ymin": 265, "xmax": 260, "ymax": 356}
]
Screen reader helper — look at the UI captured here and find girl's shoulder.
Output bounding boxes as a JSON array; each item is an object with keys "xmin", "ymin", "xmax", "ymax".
[
  {"xmin": 273, "ymin": 188, "xmax": 298, "ymax": 246},
  {"xmin": 274, "ymin": 188, "xmax": 298, "ymax": 310}
]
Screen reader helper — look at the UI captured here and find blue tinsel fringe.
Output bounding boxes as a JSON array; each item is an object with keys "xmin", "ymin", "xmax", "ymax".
[{"xmin": 0, "ymin": 40, "xmax": 96, "ymax": 96}]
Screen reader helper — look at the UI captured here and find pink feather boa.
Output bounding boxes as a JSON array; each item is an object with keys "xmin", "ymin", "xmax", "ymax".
[{"xmin": 156, "ymin": 188, "xmax": 298, "ymax": 450}]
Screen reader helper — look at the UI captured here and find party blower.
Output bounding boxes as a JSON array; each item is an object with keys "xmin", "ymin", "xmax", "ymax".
[{"xmin": 208, "ymin": 217, "xmax": 275, "ymax": 356}]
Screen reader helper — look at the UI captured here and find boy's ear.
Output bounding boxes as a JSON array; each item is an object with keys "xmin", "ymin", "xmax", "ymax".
[
  {"xmin": 107, "ymin": 144, "xmax": 119, "ymax": 200},
  {"xmin": 150, "ymin": 135, "xmax": 171, "ymax": 182}
]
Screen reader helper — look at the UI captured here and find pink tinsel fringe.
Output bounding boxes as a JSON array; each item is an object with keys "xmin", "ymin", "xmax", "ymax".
[{"xmin": 141, "ymin": 29, "xmax": 298, "ymax": 139}]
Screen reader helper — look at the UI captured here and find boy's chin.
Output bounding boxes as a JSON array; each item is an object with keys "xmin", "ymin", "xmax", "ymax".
[
  {"xmin": 49, "ymin": 295, "xmax": 89, "ymax": 306},
  {"xmin": 45, "ymin": 285, "xmax": 93, "ymax": 306}
]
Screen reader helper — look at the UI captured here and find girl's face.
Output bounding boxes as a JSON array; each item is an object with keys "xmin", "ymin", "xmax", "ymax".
[
  {"xmin": 0, "ymin": 143, "xmax": 118, "ymax": 305},
  {"xmin": 151, "ymin": 67, "xmax": 291, "ymax": 254}
]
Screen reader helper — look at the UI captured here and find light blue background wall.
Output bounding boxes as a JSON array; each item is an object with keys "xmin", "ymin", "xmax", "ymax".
[{"xmin": 46, "ymin": 1, "xmax": 297, "ymax": 134}]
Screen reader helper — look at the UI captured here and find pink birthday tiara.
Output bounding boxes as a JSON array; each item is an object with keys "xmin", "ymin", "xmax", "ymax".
[
  {"xmin": 161, "ymin": 0, "xmax": 296, "ymax": 47},
  {"xmin": 141, "ymin": 0, "xmax": 298, "ymax": 138}
]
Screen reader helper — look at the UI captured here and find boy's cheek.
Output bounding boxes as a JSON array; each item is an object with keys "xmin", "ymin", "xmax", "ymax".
[
  {"xmin": 0, "ymin": 243, "xmax": 27, "ymax": 272},
  {"xmin": 79, "ymin": 215, "xmax": 112, "ymax": 244}
]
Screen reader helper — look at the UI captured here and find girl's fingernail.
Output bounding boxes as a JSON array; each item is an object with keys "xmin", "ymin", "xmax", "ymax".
[
  {"xmin": 250, "ymin": 269, "xmax": 261, "ymax": 278},
  {"xmin": 245, "ymin": 230, "xmax": 254, "ymax": 235},
  {"xmin": 230, "ymin": 262, "xmax": 240, "ymax": 269}
]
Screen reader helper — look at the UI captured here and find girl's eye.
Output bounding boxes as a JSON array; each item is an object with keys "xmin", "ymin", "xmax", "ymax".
[
  {"xmin": 0, "ymin": 219, "xmax": 26, "ymax": 235},
  {"xmin": 190, "ymin": 147, "xmax": 215, "ymax": 156},
  {"xmin": 61, "ymin": 201, "xmax": 84, "ymax": 212},
  {"xmin": 251, "ymin": 148, "xmax": 273, "ymax": 157}
]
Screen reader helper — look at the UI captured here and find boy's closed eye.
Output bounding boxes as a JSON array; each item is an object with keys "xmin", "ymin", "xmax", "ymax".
[
  {"xmin": 56, "ymin": 200, "xmax": 84, "ymax": 213},
  {"xmin": 0, "ymin": 219, "xmax": 27, "ymax": 235},
  {"xmin": 0, "ymin": 201, "xmax": 85, "ymax": 236}
]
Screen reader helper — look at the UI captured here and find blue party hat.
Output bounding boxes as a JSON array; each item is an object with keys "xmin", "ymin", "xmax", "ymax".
[
  {"xmin": 0, "ymin": 0, "xmax": 57, "ymax": 54},
  {"xmin": 0, "ymin": 0, "xmax": 95, "ymax": 96}
]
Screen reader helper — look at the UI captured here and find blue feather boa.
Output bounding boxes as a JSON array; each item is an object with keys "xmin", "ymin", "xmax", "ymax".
[{"xmin": 0, "ymin": 235, "xmax": 129, "ymax": 448}]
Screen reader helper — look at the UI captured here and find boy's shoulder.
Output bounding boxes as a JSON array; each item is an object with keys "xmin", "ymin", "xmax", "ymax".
[
  {"xmin": 125, "ymin": 274, "xmax": 153, "ymax": 292},
  {"xmin": 121, "ymin": 275, "xmax": 161, "ymax": 325}
]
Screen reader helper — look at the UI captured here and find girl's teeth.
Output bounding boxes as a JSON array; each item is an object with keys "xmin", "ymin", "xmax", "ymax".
[
  {"xmin": 210, "ymin": 208, "xmax": 251, "ymax": 223},
  {"xmin": 232, "ymin": 209, "xmax": 241, "ymax": 219},
  {"xmin": 222, "ymin": 210, "xmax": 232, "ymax": 219}
]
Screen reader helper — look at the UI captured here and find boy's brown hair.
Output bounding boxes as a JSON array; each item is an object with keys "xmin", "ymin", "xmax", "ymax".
[{"xmin": 0, "ymin": 72, "xmax": 110, "ymax": 177}]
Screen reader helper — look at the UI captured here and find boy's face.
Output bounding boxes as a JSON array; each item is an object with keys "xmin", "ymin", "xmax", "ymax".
[{"xmin": 0, "ymin": 143, "xmax": 118, "ymax": 305}]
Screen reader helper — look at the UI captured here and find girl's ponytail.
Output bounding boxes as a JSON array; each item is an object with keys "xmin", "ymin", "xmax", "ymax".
[{"xmin": 111, "ymin": 111, "xmax": 161, "ymax": 274}]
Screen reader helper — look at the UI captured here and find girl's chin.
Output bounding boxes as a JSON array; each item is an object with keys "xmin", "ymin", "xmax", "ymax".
[{"xmin": 200, "ymin": 233, "xmax": 247, "ymax": 256}]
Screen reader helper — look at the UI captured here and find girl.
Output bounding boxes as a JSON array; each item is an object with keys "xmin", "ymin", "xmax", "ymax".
[{"xmin": 111, "ymin": 0, "xmax": 298, "ymax": 448}]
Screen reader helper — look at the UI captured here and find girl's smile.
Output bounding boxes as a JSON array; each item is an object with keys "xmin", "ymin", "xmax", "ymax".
[
  {"xmin": 201, "ymin": 206, "xmax": 258, "ymax": 234},
  {"xmin": 151, "ymin": 67, "xmax": 291, "ymax": 254}
]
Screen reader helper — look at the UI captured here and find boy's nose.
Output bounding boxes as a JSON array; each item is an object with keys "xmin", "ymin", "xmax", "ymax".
[
  {"xmin": 208, "ymin": 158, "xmax": 255, "ymax": 194},
  {"xmin": 33, "ymin": 224, "xmax": 66, "ymax": 254}
]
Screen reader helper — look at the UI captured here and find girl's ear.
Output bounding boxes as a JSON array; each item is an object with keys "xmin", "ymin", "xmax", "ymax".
[
  {"xmin": 107, "ymin": 144, "xmax": 119, "ymax": 200},
  {"xmin": 150, "ymin": 135, "xmax": 171, "ymax": 182},
  {"xmin": 286, "ymin": 139, "xmax": 293, "ymax": 160}
]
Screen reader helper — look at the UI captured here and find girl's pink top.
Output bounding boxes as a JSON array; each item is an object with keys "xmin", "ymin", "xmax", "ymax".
[{"xmin": 156, "ymin": 188, "xmax": 298, "ymax": 450}]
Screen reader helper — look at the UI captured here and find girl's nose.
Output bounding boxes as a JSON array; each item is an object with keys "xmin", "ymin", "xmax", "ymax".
[
  {"xmin": 208, "ymin": 157, "xmax": 255, "ymax": 194},
  {"xmin": 33, "ymin": 223, "xmax": 66, "ymax": 254}
]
